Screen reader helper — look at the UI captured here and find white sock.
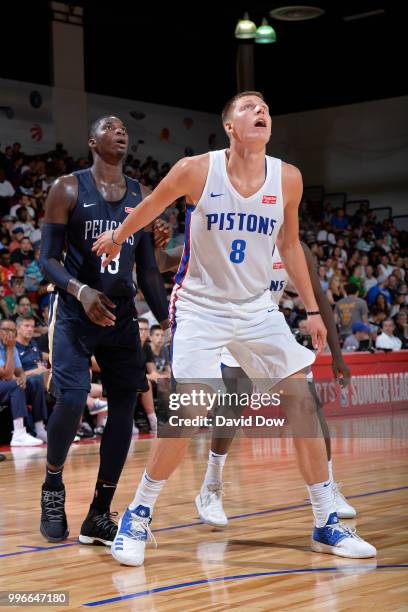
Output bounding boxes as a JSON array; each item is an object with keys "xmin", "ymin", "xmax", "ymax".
[
  {"xmin": 13, "ymin": 418, "xmax": 25, "ymax": 432},
  {"xmin": 35, "ymin": 421, "xmax": 46, "ymax": 434},
  {"xmin": 96, "ymin": 414, "xmax": 107, "ymax": 426},
  {"xmin": 129, "ymin": 470, "xmax": 166, "ymax": 513},
  {"xmin": 307, "ymin": 480, "xmax": 336, "ymax": 527},
  {"xmin": 147, "ymin": 413, "xmax": 157, "ymax": 431},
  {"xmin": 328, "ymin": 459, "xmax": 334, "ymax": 483},
  {"xmin": 203, "ymin": 450, "xmax": 227, "ymax": 487}
]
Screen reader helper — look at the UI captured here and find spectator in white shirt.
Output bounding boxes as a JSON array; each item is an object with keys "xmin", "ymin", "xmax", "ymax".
[
  {"xmin": 0, "ymin": 168, "xmax": 15, "ymax": 198},
  {"xmin": 377, "ymin": 255, "xmax": 394, "ymax": 279},
  {"xmin": 364, "ymin": 265, "xmax": 377, "ymax": 293},
  {"xmin": 375, "ymin": 319, "xmax": 402, "ymax": 351}
]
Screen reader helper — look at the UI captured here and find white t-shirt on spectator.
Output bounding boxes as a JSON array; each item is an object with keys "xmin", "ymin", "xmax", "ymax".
[
  {"xmin": 9, "ymin": 204, "xmax": 35, "ymax": 219},
  {"xmin": 317, "ymin": 230, "xmax": 336, "ymax": 244},
  {"xmin": 364, "ymin": 277, "xmax": 377, "ymax": 292},
  {"xmin": 0, "ymin": 179, "xmax": 15, "ymax": 198},
  {"xmin": 375, "ymin": 333, "xmax": 402, "ymax": 351},
  {"xmin": 13, "ymin": 221, "xmax": 35, "ymax": 236},
  {"xmin": 378, "ymin": 264, "xmax": 394, "ymax": 278}
]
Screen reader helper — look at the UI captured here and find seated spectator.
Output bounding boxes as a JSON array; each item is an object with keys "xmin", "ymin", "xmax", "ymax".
[
  {"xmin": 393, "ymin": 311, "xmax": 408, "ymax": 349},
  {"xmin": 15, "ymin": 316, "xmax": 49, "ymax": 385},
  {"xmin": 0, "ymin": 319, "xmax": 47, "ymax": 446},
  {"xmin": 294, "ymin": 319, "xmax": 314, "ymax": 351},
  {"xmin": 348, "ymin": 264, "xmax": 365, "ymax": 297},
  {"xmin": 24, "ymin": 247, "xmax": 43, "ymax": 292},
  {"xmin": 0, "ymin": 215, "xmax": 14, "ymax": 246},
  {"xmin": 373, "ymin": 292, "xmax": 391, "ymax": 316},
  {"xmin": 387, "ymin": 274, "xmax": 400, "ymax": 303},
  {"xmin": 377, "ymin": 255, "xmax": 394, "ymax": 279},
  {"xmin": 330, "ymin": 208, "xmax": 349, "ymax": 230},
  {"xmin": 356, "ymin": 231, "xmax": 375, "ymax": 253},
  {"xmin": 368, "ymin": 306, "xmax": 387, "ymax": 337},
  {"xmin": 0, "ymin": 249, "xmax": 15, "ymax": 287},
  {"xmin": 0, "ymin": 168, "xmax": 15, "ymax": 216},
  {"xmin": 316, "ymin": 222, "xmax": 336, "ymax": 245},
  {"xmin": 342, "ymin": 321, "xmax": 372, "ymax": 352},
  {"xmin": 281, "ymin": 299, "xmax": 297, "ymax": 328},
  {"xmin": 367, "ymin": 276, "xmax": 392, "ymax": 306},
  {"xmin": 364, "ymin": 265, "xmax": 377, "ymax": 293},
  {"xmin": 375, "ymin": 319, "xmax": 402, "ymax": 351},
  {"xmin": 334, "ymin": 283, "xmax": 369, "ymax": 341},
  {"xmin": 3, "ymin": 276, "xmax": 26, "ymax": 313},
  {"xmin": 318, "ymin": 265, "xmax": 328, "ymax": 292},
  {"xmin": 0, "ymin": 285, "xmax": 9, "ymax": 320},
  {"xmin": 136, "ymin": 317, "xmax": 159, "ymax": 432},
  {"xmin": 149, "ymin": 325, "xmax": 171, "ymax": 377},
  {"xmin": 8, "ymin": 227, "xmax": 25, "ymax": 252},
  {"xmin": 10, "ymin": 194, "xmax": 35, "ymax": 220},
  {"xmin": 10, "ymin": 236, "xmax": 35, "ymax": 267},
  {"xmin": 13, "ymin": 207, "xmax": 35, "ymax": 236},
  {"xmin": 326, "ymin": 276, "xmax": 346, "ymax": 307}
]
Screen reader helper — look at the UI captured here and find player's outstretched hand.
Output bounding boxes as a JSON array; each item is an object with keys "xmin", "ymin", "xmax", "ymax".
[
  {"xmin": 79, "ymin": 287, "xmax": 117, "ymax": 327},
  {"xmin": 306, "ymin": 314, "xmax": 326, "ymax": 354},
  {"xmin": 153, "ymin": 219, "xmax": 172, "ymax": 248},
  {"xmin": 92, "ymin": 231, "xmax": 122, "ymax": 265}
]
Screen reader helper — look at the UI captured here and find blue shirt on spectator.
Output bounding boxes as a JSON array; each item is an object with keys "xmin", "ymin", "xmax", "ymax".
[
  {"xmin": 15, "ymin": 340, "xmax": 42, "ymax": 371},
  {"xmin": 0, "ymin": 343, "xmax": 22, "ymax": 369},
  {"xmin": 330, "ymin": 214, "xmax": 349, "ymax": 230},
  {"xmin": 367, "ymin": 284, "xmax": 392, "ymax": 305}
]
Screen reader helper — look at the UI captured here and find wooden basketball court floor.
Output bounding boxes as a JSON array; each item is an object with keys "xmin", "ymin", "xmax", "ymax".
[{"xmin": 1, "ymin": 413, "xmax": 407, "ymax": 611}]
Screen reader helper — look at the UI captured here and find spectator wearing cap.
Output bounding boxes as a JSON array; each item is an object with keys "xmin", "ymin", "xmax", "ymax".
[
  {"xmin": 342, "ymin": 321, "xmax": 372, "ymax": 352},
  {"xmin": 9, "ymin": 227, "xmax": 25, "ymax": 252},
  {"xmin": 281, "ymin": 298, "xmax": 297, "ymax": 328},
  {"xmin": 334, "ymin": 283, "xmax": 369, "ymax": 341},
  {"xmin": 375, "ymin": 319, "xmax": 402, "ymax": 351}
]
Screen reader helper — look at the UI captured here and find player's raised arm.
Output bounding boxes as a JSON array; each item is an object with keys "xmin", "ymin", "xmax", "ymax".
[
  {"xmin": 277, "ymin": 163, "xmax": 327, "ymax": 352},
  {"xmin": 92, "ymin": 157, "xmax": 196, "ymax": 265}
]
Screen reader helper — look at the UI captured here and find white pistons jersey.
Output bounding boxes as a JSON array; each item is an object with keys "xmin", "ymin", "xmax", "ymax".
[{"xmin": 174, "ymin": 149, "xmax": 284, "ymax": 301}]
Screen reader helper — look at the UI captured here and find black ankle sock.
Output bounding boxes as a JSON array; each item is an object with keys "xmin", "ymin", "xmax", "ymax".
[
  {"xmin": 45, "ymin": 466, "xmax": 64, "ymax": 488},
  {"xmin": 90, "ymin": 480, "xmax": 117, "ymax": 514}
]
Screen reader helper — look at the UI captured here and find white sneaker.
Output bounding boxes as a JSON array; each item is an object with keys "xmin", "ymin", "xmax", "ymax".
[
  {"xmin": 333, "ymin": 482, "xmax": 357, "ymax": 519},
  {"xmin": 35, "ymin": 428, "xmax": 48, "ymax": 443},
  {"xmin": 311, "ymin": 512, "xmax": 376, "ymax": 558},
  {"xmin": 132, "ymin": 424, "xmax": 139, "ymax": 435},
  {"xmin": 111, "ymin": 505, "xmax": 156, "ymax": 567},
  {"xmin": 195, "ymin": 482, "xmax": 228, "ymax": 528},
  {"xmin": 10, "ymin": 430, "xmax": 44, "ymax": 447}
]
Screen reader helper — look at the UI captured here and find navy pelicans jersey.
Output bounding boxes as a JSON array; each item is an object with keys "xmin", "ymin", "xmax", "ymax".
[
  {"xmin": 64, "ymin": 169, "xmax": 144, "ymax": 297},
  {"xmin": 174, "ymin": 149, "xmax": 284, "ymax": 301}
]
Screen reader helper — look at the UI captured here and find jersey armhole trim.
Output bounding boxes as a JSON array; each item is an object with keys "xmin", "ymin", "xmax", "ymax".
[{"xmin": 189, "ymin": 151, "xmax": 215, "ymax": 215}]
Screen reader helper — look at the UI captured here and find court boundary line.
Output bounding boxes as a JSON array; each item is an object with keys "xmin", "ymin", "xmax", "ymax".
[
  {"xmin": 83, "ymin": 564, "xmax": 408, "ymax": 606},
  {"xmin": 1, "ymin": 485, "xmax": 407, "ymax": 559}
]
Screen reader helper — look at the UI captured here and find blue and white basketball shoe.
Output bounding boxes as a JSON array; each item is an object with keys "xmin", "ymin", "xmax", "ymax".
[
  {"xmin": 111, "ymin": 505, "xmax": 156, "ymax": 566},
  {"xmin": 311, "ymin": 512, "xmax": 376, "ymax": 558}
]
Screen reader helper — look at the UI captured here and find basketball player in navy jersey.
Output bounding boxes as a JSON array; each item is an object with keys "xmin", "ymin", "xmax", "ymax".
[
  {"xmin": 153, "ymin": 231, "xmax": 356, "ymax": 524},
  {"xmin": 94, "ymin": 92, "xmax": 376, "ymax": 563},
  {"xmin": 39, "ymin": 116, "xmax": 169, "ymax": 543}
]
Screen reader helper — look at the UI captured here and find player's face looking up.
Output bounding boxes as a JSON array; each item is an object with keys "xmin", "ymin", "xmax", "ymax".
[
  {"xmin": 224, "ymin": 96, "xmax": 272, "ymax": 145},
  {"xmin": 88, "ymin": 116, "xmax": 129, "ymax": 160}
]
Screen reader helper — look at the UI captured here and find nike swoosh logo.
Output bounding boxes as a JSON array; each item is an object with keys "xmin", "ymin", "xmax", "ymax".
[
  {"xmin": 210, "ymin": 192, "xmax": 224, "ymax": 197},
  {"xmin": 133, "ymin": 318, "xmax": 138, "ymax": 322},
  {"xmin": 323, "ymin": 481, "xmax": 331, "ymax": 488},
  {"xmin": 267, "ymin": 308, "xmax": 274, "ymax": 312},
  {"xmin": 83, "ymin": 202, "xmax": 97, "ymax": 208}
]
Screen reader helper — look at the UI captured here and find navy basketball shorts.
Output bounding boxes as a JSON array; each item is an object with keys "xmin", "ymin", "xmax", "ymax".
[{"xmin": 48, "ymin": 292, "xmax": 149, "ymax": 395}]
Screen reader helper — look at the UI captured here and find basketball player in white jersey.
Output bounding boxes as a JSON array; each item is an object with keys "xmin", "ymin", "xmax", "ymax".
[
  {"xmin": 154, "ymin": 234, "xmax": 356, "ymax": 525},
  {"xmin": 93, "ymin": 91, "xmax": 376, "ymax": 563}
]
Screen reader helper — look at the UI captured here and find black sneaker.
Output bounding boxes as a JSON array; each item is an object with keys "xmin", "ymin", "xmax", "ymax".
[
  {"xmin": 78, "ymin": 509, "xmax": 118, "ymax": 546},
  {"xmin": 77, "ymin": 422, "xmax": 96, "ymax": 439},
  {"xmin": 40, "ymin": 484, "xmax": 69, "ymax": 542}
]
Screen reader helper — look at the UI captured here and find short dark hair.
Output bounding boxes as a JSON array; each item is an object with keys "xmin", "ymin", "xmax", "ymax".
[
  {"xmin": 345, "ymin": 283, "xmax": 359, "ymax": 295},
  {"xmin": 150, "ymin": 324, "xmax": 162, "ymax": 334},
  {"xmin": 88, "ymin": 116, "xmax": 122, "ymax": 139},
  {"xmin": 17, "ymin": 295, "xmax": 31, "ymax": 305},
  {"xmin": 138, "ymin": 317, "xmax": 149, "ymax": 326},
  {"xmin": 221, "ymin": 91, "xmax": 265, "ymax": 124}
]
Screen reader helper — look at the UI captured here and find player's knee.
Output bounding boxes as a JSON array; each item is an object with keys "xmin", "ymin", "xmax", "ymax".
[{"xmin": 58, "ymin": 388, "xmax": 88, "ymax": 417}]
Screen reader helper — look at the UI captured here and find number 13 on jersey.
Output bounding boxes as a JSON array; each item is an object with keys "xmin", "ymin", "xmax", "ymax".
[
  {"xmin": 230, "ymin": 239, "xmax": 246, "ymax": 264},
  {"xmin": 100, "ymin": 253, "xmax": 120, "ymax": 274}
]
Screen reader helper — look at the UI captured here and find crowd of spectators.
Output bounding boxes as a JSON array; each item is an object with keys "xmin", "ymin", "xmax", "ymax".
[{"xmin": 0, "ymin": 140, "xmax": 407, "ymax": 447}]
